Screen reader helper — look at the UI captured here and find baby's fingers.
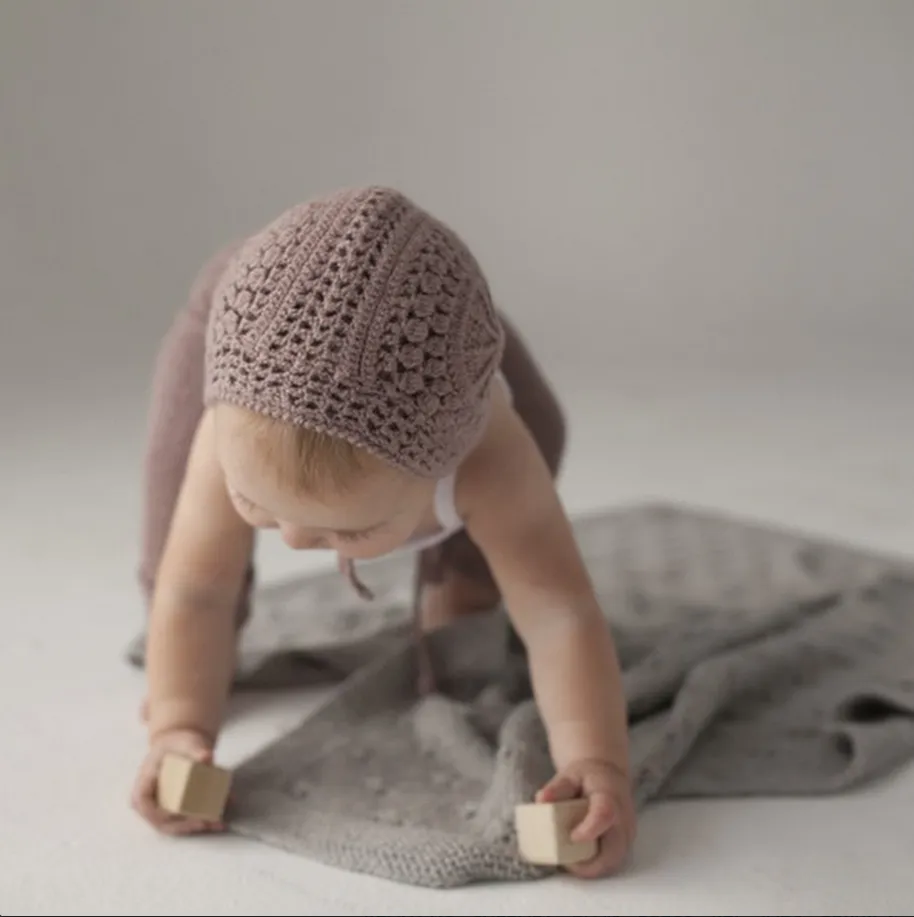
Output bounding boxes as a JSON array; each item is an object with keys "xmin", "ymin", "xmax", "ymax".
[
  {"xmin": 565, "ymin": 824, "xmax": 630, "ymax": 879},
  {"xmin": 534, "ymin": 772, "xmax": 581, "ymax": 804},
  {"xmin": 130, "ymin": 753, "xmax": 161, "ymax": 817},
  {"xmin": 132, "ymin": 781, "xmax": 216, "ymax": 835},
  {"xmin": 131, "ymin": 753, "xmax": 215, "ymax": 836},
  {"xmin": 569, "ymin": 790, "xmax": 616, "ymax": 842},
  {"xmin": 160, "ymin": 814, "xmax": 220, "ymax": 835},
  {"xmin": 131, "ymin": 778, "xmax": 171, "ymax": 831}
]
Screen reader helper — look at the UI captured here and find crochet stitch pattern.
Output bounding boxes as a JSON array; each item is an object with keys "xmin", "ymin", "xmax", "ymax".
[{"xmin": 204, "ymin": 187, "xmax": 505, "ymax": 477}]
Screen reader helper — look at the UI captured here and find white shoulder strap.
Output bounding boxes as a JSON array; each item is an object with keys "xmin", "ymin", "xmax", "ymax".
[
  {"xmin": 496, "ymin": 369, "xmax": 513, "ymax": 403},
  {"xmin": 433, "ymin": 473, "xmax": 461, "ymax": 530},
  {"xmin": 431, "ymin": 371, "xmax": 510, "ymax": 530}
]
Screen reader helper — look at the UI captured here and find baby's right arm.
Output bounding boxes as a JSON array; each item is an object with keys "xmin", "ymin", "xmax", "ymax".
[{"xmin": 144, "ymin": 409, "xmax": 253, "ymax": 745}]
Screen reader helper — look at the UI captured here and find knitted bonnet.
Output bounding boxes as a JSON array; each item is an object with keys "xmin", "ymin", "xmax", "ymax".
[{"xmin": 204, "ymin": 187, "xmax": 505, "ymax": 477}]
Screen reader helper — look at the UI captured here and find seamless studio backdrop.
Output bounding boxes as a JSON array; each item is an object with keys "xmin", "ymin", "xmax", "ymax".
[
  {"xmin": 2, "ymin": 3, "xmax": 914, "ymax": 916},
  {"xmin": 3, "ymin": 0, "xmax": 913, "ymax": 414}
]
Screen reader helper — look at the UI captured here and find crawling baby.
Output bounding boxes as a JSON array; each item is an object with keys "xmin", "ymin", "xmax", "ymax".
[{"xmin": 130, "ymin": 186, "xmax": 635, "ymax": 877}]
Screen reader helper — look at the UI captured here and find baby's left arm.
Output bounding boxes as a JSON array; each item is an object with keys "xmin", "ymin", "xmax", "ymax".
[{"xmin": 461, "ymin": 397, "xmax": 635, "ymax": 876}]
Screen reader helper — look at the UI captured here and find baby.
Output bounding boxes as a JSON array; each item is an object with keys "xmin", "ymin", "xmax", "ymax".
[{"xmin": 130, "ymin": 187, "xmax": 635, "ymax": 878}]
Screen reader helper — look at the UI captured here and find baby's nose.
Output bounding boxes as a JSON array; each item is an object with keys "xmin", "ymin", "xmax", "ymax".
[{"xmin": 280, "ymin": 526, "xmax": 324, "ymax": 550}]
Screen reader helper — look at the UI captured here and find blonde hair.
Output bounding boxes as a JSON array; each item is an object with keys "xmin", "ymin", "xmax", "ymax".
[{"xmin": 223, "ymin": 404, "xmax": 378, "ymax": 495}]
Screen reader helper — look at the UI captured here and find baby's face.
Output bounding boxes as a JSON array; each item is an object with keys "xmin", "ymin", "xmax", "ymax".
[{"xmin": 214, "ymin": 411, "xmax": 434, "ymax": 559}]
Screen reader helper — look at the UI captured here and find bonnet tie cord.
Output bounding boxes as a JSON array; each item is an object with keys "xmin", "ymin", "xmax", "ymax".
[
  {"xmin": 338, "ymin": 555, "xmax": 375, "ymax": 601},
  {"xmin": 337, "ymin": 554, "xmax": 436, "ymax": 694}
]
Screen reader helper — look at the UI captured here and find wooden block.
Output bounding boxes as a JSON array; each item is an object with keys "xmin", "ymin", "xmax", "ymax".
[
  {"xmin": 514, "ymin": 798, "xmax": 597, "ymax": 865},
  {"xmin": 157, "ymin": 753, "xmax": 232, "ymax": 821}
]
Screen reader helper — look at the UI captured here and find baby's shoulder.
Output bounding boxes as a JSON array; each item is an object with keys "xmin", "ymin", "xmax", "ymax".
[{"xmin": 454, "ymin": 387, "xmax": 543, "ymax": 515}]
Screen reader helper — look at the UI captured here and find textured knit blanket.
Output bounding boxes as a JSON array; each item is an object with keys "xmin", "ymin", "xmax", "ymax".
[{"xmin": 127, "ymin": 502, "xmax": 914, "ymax": 887}]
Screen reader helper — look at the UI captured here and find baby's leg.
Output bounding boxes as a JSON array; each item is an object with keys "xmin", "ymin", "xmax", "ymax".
[
  {"xmin": 135, "ymin": 243, "xmax": 254, "ymax": 687},
  {"xmin": 415, "ymin": 314, "xmax": 566, "ymax": 693}
]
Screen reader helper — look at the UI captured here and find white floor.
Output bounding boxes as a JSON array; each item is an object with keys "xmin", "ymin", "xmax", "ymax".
[{"xmin": 3, "ymin": 363, "xmax": 914, "ymax": 916}]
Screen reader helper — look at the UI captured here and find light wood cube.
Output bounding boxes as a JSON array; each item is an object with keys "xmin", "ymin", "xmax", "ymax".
[
  {"xmin": 157, "ymin": 752, "xmax": 232, "ymax": 822},
  {"xmin": 514, "ymin": 798, "xmax": 597, "ymax": 865}
]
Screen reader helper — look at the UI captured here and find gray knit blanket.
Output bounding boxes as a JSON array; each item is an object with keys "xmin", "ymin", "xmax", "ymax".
[{"xmin": 127, "ymin": 502, "xmax": 914, "ymax": 888}]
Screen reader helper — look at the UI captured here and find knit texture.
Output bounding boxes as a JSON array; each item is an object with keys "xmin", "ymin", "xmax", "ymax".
[
  {"xmin": 126, "ymin": 503, "xmax": 914, "ymax": 887},
  {"xmin": 203, "ymin": 187, "xmax": 504, "ymax": 477}
]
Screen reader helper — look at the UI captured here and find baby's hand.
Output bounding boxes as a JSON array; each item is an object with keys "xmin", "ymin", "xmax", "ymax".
[
  {"xmin": 535, "ymin": 758, "xmax": 636, "ymax": 878},
  {"xmin": 131, "ymin": 727, "xmax": 225, "ymax": 835}
]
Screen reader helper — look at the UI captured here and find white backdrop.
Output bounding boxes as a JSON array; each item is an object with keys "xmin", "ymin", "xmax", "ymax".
[
  {"xmin": 2, "ymin": 0, "xmax": 913, "ymax": 427},
  {"xmin": 4, "ymin": 6, "xmax": 914, "ymax": 915}
]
